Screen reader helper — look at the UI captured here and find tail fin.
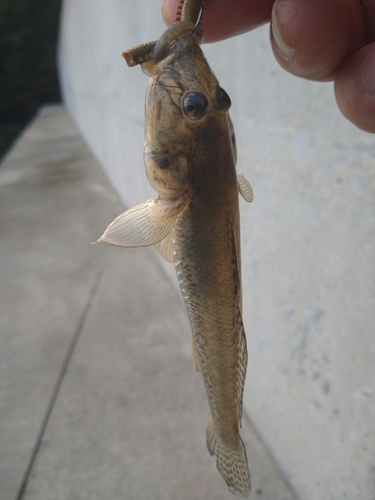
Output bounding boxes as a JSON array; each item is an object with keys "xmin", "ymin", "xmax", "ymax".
[
  {"xmin": 216, "ymin": 437, "xmax": 251, "ymax": 497},
  {"xmin": 206, "ymin": 414, "xmax": 251, "ymax": 497}
]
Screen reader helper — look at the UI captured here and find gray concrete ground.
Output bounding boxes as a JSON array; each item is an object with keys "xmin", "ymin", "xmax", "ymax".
[{"xmin": 0, "ymin": 106, "xmax": 297, "ymax": 500}]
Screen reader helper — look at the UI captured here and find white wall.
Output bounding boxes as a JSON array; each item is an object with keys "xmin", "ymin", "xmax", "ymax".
[{"xmin": 58, "ymin": 1, "xmax": 375, "ymax": 499}]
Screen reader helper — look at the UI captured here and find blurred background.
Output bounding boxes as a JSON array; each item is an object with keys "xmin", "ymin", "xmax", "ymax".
[{"xmin": 0, "ymin": 0, "xmax": 61, "ymax": 159}]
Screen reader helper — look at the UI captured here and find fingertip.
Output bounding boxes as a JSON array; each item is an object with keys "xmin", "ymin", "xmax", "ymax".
[
  {"xmin": 161, "ymin": 0, "xmax": 179, "ymax": 26},
  {"xmin": 334, "ymin": 43, "xmax": 375, "ymax": 133},
  {"xmin": 270, "ymin": 0, "xmax": 366, "ymax": 81},
  {"xmin": 163, "ymin": 0, "xmax": 273, "ymax": 43}
]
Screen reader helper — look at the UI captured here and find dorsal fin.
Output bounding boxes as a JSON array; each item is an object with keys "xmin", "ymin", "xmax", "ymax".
[
  {"xmin": 236, "ymin": 312, "xmax": 248, "ymax": 425},
  {"xmin": 231, "ymin": 225, "xmax": 241, "ymax": 296},
  {"xmin": 230, "ymin": 222, "xmax": 247, "ymax": 424}
]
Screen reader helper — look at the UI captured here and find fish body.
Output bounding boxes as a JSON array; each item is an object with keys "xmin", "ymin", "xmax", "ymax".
[{"xmin": 97, "ymin": 26, "xmax": 253, "ymax": 497}]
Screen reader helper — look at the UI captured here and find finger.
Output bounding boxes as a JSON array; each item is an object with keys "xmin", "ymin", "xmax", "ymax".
[
  {"xmin": 270, "ymin": 0, "xmax": 366, "ymax": 81},
  {"xmin": 361, "ymin": 0, "xmax": 375, "ymax": 43},
  {"xmin": 162, "ymin": 0, "xmax": 274, "ymax": 43},
  {"xmin": 334, "ymin": 42, "xmax": 375, "ymax": 133}
]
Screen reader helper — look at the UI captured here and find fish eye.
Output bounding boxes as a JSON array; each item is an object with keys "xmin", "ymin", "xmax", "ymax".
[
  {"xmin": 217, "ymin": 87, "xmax": 231, "ymax": 111},
  {"xmin": 182, "ymin": 92, "xmax": 208, "ymax": 120}
]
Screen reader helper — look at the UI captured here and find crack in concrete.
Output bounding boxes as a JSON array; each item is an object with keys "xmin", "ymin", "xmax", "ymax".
[{"xmin": 15, "ymin": 270, "xmax": 103, "ymax": 500}]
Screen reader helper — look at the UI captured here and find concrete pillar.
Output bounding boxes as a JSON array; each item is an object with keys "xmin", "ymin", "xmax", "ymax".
[{"xmin": 58, "ymin": 1, "xmax": 375, "ymax": 498}]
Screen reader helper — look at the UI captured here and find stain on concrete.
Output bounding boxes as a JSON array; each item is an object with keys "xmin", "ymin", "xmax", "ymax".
[
  {"xmin": 321, "ymin": 380, "xmax": 331, "ymax": 394},
  {"xmin": 288, "ymin": 308, "xmax": 325, "ymax": 364}
]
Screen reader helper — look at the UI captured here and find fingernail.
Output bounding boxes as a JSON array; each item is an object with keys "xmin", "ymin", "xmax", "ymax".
[
  {"xmin": 360, "ymin": 54, "xmax": 375, "ymax": 94},
  {"xmin": 271, "ymin": 2, "xmax": 297, "ymax": 59}
]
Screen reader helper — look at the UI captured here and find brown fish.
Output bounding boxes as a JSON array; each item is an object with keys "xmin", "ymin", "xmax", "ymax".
[{"xmin": 97, "ymin": 20, "xmax": 253, "ymax": 497}]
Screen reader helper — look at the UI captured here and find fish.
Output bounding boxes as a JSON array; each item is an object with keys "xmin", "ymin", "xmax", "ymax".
[{"xmin": 96, "ymin": 11, "xmax": 254, "ymax": 498}]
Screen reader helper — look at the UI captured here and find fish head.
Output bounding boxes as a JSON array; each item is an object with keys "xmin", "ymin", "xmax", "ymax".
[{"xmin": 140, "ymin": 25, "xmax": 235, "ymax": 200}]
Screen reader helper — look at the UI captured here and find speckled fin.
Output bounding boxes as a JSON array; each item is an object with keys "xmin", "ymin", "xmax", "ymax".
[
  {"xmin": 237, "ymin": 174, "xmax": 253, "ymax": 203},
  {"xmin": 216, "ymin": 436, "xmax": 251, "ymax": 497},
  {"xmin": 206, "ymin": 414, "xmax": 251, "ymax": 497},
  {"xmin": 95, "ymin": 199, "xmax": 183, "ymax": 248},
  {"xmin": 230, "ymin": 224, "xmax": 247, "ymax": 424},
  {"xmin": 236, "ymin": 313, "xmax": 248, "ymax": 425}
]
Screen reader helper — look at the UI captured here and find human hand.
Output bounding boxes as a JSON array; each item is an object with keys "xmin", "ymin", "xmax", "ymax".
[{"xmin": 162, "ymin": 0, "xmax": 375, "ymax": 133}]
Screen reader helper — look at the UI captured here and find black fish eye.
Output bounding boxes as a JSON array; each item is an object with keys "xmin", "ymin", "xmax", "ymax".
[
  {"xmin": 217, "ymin": 87, "xmax": 231, "ymax": 111},
  {"xmin": 182, "ymin": 92, "xmax": 207, "ymax": 120}
]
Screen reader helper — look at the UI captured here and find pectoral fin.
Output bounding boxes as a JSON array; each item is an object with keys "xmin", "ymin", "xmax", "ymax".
[
  {"xmin": 237, "ymin": 174, "xmax": 253, "ymax": 203},
  {"xmin": 95, "ymin": 198, "xmax": 184, "ymax": 248}
]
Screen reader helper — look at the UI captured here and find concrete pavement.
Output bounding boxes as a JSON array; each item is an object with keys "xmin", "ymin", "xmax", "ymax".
[{"xmin": 0, "ymin": 105, "xmax": 297, "ymax": 500}]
